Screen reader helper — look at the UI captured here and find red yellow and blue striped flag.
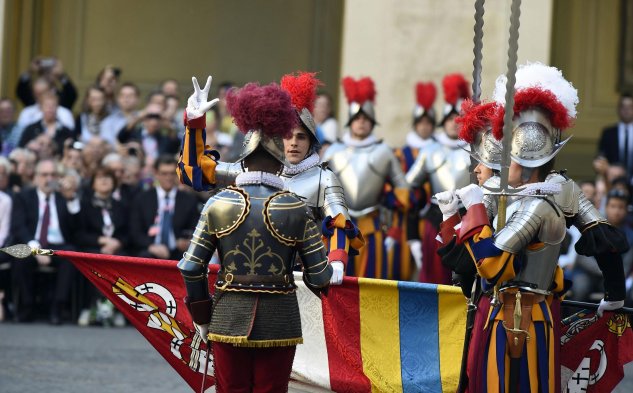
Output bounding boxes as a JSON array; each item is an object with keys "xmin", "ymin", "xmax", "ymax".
[{"xmin": 292, "ymin": 276, "xmax": 466, "ymax": 393}]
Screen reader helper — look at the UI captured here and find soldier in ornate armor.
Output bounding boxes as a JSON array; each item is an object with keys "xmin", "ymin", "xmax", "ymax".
[
  {"xmin": 385, "ymin": 81, "xmax": 438, "ymax": 280},
  {"xmin": 405, "ymin": 73, "xmax": 472, "ymax": 284},
  {"xmin": 176, "ymin": 73, "xmax": 362, "ymax": 286},
  {"xmin": 321, "ymin": 76, "xmax": 410, "ymax": 279},
  {"xmin": 178, "ymin": 81, "xmax": 333, "ymax": 392},
  {"xmin": 450, "ymin": 63, "xmax": 627, "ymax": 392}
]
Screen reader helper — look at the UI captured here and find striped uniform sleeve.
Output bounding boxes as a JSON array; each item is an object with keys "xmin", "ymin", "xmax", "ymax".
[
  {"xmin": 321, "ymin": 213, "xmax": 365, "ymax": 267},
  {"xmin": 177, "ymin": 114, "xmax": 218, "ymax": 191}
]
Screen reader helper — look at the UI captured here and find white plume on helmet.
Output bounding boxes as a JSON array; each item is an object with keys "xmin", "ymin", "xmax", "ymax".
[{"xmin": 492, "ymin": 62, "xmax": 579, "ymax": 119}]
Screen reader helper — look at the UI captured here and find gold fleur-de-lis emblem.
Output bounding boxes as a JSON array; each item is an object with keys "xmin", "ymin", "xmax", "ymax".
[{"xmin": 224, "ymin": 228, "xmax": 284, "ymax": 275}]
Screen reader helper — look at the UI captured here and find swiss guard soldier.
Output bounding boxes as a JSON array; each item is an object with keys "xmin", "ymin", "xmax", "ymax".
[
  {"xmin": 385, "ymin": 81, "xmax": 438, "ymax": 280},
  {"xmin": 177, "ymin": 80, "xmax": 333, "ymax": 393},
  {"xmin": 321, "ymin": 76, "xmax": 411, "ymax": 279},
  {"xmin": 405, "ymin": 73, "xmax": 472, "ymax": 284},
  {"xmin": 177, "ymin": 73, "xmax": 363, "ymax": 286},
  {"xmin": 454, "ymin": 63, "xmax": 627, "ymax": 392}
]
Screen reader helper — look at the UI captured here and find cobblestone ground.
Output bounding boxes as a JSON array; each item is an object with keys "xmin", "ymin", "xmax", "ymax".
[{"xmin": 0, "ymin": 322, "xmax": 631, "ymax": 392}]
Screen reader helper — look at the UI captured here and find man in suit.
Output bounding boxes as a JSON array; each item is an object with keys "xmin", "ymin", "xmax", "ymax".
[
  {"xmin": 129, "ymin": 155, "xmax": 199, "ymax": 260},
  {"xmin": 597, "ymin": 93, "xmax": 633, "ymax": 183},
  {"xmin": 10, "ymin": 159, "xmax": 78, "ymax": 323}
]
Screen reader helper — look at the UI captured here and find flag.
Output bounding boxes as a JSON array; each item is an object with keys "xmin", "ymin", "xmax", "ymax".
[
  {"xmin": 560, "ymin": 310, "xmax": 633, "ymax": 392},
  {"xmin": 59, "ymin": 250, "xmax": 466, "ymax": 392}
]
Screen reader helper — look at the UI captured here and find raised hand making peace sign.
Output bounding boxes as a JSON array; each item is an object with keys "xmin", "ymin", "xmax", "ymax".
[{"xmin": 186, "ymin": 76, "xmax": 219, "ymax": 120}]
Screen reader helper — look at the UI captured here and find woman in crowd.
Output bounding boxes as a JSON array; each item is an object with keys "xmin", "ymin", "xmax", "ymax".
[{"xmin": 75, "ymin": 86, "xmax": 109, "ymax": 143}]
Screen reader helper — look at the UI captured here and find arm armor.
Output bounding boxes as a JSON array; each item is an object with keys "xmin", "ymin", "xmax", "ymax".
[
  {"xmin": 493, "ymin": 198, "xmax": 566, "ymax": 253},
  {"xmin": 405, "ymin": 147, "xmax": 430, "ymax": 188},
  {"xmin": 298, "ymin": 219, "xmax": 333, "ymax": 289},
  {"xmin": 177, "ymin": 199, "xmax": 218, "ymax": 302},
  {"xmin": 320, "ymin": 168, "xmax": 352, "ymax": 221}
]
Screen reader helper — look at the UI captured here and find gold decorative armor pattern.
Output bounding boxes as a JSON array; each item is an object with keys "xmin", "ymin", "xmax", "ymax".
[
  {"xmin": 206, "ymin": 185, "xmax": 250, "ymax": 238},
  {"xmin": 263, "ymin": 190, "xmax": 314, "ymax": 246},
  {"xmin": 224, "ymin": 228, "xmax": 286, "ymax": 276}
]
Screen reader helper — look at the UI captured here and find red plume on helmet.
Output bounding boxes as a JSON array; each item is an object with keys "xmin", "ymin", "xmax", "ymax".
[
  {"xmin": 442, "ymin": 74, "xmax": 471, "ymax": 105},
  {"xmin": 342, "ymin": 76, "xmax": 376, "ymax": 104},
  {"xmin": 456, "ymin": 99, "xmax": 501, "ymax": 143},
  {"xmin": 491, "ymin": 86, "xmax": 573, "ymax": 140},
  {"xmin": 225, "ymin": 82, "xmax": 297, "ymax": 139},
  {"xmin": 280, "ymin": 71, "xmax": 322, "ymax": 112},
  {"xmin": 416, "ymin": 82, "xmax": 437, "ymax": 110}
]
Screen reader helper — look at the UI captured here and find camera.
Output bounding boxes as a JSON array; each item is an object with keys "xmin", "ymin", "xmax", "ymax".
[
  {"xmin": 38, "ymin": 57, "xmax": 56, "ymax": 72},
  {"xmin": 128, "ymin": 147, "xmax": 139, "ymax": 157}
]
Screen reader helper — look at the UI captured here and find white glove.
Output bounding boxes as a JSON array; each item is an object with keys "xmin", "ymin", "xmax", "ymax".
[
  {"xmin": 384, "ymin": 236, "xmax": 397, "ymax": 252},
  {"xmin": 330, "ymin": 261, "xmax": 345, "ymax": 285},
  {"xmin": 408, "ymin": 239, "xmax": 423, "ymax": 270},
  {"xmin": 186, "ymin": 76, "xmax": 220, "ymax": 120},
  {"xmin": 435, "ymin": 190, "xmax": 459, "ymax": 220},
  {"xmin": 597, "ymin": 298, "xmax": 624, "ymax": 317},
  {"xmin": 456, "ymin": 184, "xmax": 484, "ymax": 210},
  {"xmin": 194, "ymin": 322, "xmax": 209, "ymax": 343}
]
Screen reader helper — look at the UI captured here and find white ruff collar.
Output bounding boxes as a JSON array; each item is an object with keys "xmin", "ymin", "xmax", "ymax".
[
  {"xmin": 283, "ymin": 152, "xmax": 320, "ymax": 175},
  {"xmin": 405, "ymin": 131, "xmax": 436, "ymax": 149},
  {"xmin": 520, "ymin": 181, "xmax": 562, "ymax": 196},
  {"xmin": 235, "ymin": 171, "xmax": 284, "ymax": 190},
  {"xmin": 342, "ymin": 132, "xmax": 378, "ymax": 147},
  {"xmin": 435, "ymin": 131, "xmax": 466, "ymax": 149}
]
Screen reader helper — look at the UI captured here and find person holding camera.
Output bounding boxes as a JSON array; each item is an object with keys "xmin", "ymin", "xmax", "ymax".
[
  {"xmin": 116, "ymin": 103, "xmax": 180, "ymax": 162},
  {"xmin": 95, "ymin": 65, "xmax": 121, "ymax": 113},
  {"xmin": 16, "ymin": 78, "xmax": 75, "ymax": 131},
  {"xmin": 16, "ymin": 56, "xmax": 77, "ymax": 111}
]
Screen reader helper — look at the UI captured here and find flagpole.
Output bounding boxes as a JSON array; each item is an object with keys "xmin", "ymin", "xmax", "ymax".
[
  {"xmin": 562, "ymin": 300, "xmax": 633, "ymax": 314},
  {"xmin": 457, "ymin": 2, "xmax": 486, "ymax": 392}
]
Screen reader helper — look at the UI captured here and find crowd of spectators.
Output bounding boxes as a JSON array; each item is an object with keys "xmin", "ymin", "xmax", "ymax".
[{"xmin": 0, "ymin": 57, "xmax": 247, "ymax": 326}]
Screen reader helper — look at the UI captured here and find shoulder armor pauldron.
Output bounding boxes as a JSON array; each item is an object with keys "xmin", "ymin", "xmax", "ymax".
[
  {"xmin": 264, "ymin": 190, "xmax": 312, "ymax": 246},
  {"xmin": 206, "ymin": 185, "xmax": 250, "ymax": 238},
  {"xmin": 494, "ymin": 196, "xmax": 566, "ymax": 253},
  {"xmin": 546, "ymin": 172, "xmax": 579, "ymax": 217}
]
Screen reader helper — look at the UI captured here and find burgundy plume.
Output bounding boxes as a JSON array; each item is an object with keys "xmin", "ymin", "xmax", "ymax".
[
  {"xmin": 225, "ymin": 82, "xmax": 297, "ymax": 138},
  {"xmin": 491, "ymin": 86, "xmax": 573, "ymax": 139},
  {"xmin": 342, "ymin": 76, "xmax": 376, "ymax": 104},
  {"xmin": 456, "ymin": 100, "xmax": 501, "ymax": 143},
  {"xmin": 442, "ymin": 74, "xmax": 470, "ymax": 105},
  {"xmin": 416, "ymin": 82, "xmax": 437, "ymax": 110},
  {"xmin": 280, "ymin": 71, "xmax": 322, "ymax": 113}
]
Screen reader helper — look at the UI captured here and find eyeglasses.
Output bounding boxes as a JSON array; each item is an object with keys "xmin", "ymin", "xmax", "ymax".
[{"xmin": 37, "ymin": 172, "xmax": 58, "ymax": 177}]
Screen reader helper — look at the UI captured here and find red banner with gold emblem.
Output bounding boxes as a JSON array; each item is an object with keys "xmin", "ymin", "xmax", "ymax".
[
  {"xmin": 57, "ymin": 250, "xmax": 217, "ymax": 392},
  {"xmin": 561, "ymin": 311, "xmax": 633, "ymax": 392}
]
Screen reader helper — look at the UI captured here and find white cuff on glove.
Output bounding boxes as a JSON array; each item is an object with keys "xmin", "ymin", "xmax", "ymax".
[
  {"xmin": 407, "ymin": 239, "xmax": 423, "ymax": 270},
  {"xmin": 194, "ymin": 323, "xmax": 209, "ymax": 343},
  {"xmin": 330, "ymin": 261, "xmax": 345, "ymax": 285},
  {"xmin": 597, "ymin": 298, "xmax": 624, "ymax": 317}
]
